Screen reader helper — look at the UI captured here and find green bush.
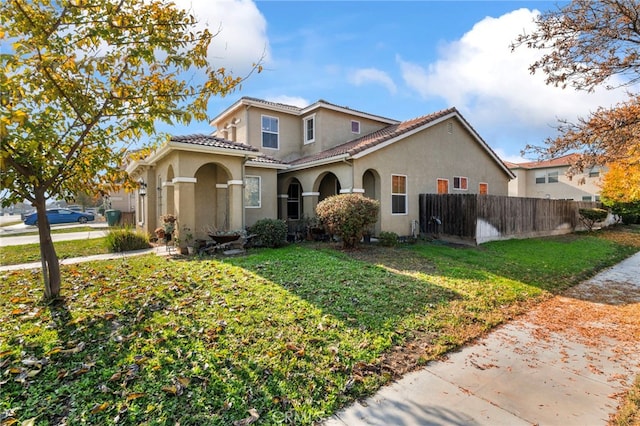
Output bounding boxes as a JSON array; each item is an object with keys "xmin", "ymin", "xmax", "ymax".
[
  {"xmin": 315, "ymin": 194, "xmax": 380, "ymax": 249},
  {"xmin": 105, "ymin": 228, "xmax": 150, "ymax": 252},
  {"xmin": 378, "ymin": 231, "xmax": 399, "ymax": 247},
  {"xmin": 248, "ymin": 218, "xmax": 287, "ymax": 248},
  {"xmin": 578, "ymin": 208, "xmax": 609, "ymax": 232}
]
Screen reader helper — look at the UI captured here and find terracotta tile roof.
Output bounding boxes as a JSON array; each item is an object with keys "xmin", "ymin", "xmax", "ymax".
[
  {"xmin": 508, "ymin": 153, "xmax": 580, "ymax": 170},
  {"xmin": 240, "ymin": 96, "xmax": 303, "ymax": 113},
  {"xmin": 249, "ymin": 155, "xmax": 285, "ymax": 165},
  {"xmin": 170, "ymin": 134, "xmax": 258, "ymax": 153},
  {"xmin": 288, "ymin": 108, "xmax": 458, "ymax": 166}
]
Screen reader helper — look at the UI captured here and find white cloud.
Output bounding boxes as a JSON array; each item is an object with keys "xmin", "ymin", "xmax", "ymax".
[
  {"xmin": 493, "ymin": 148, "xmax": 528, "ymax": 164},
  {"xmin": 265, "ymin": 95, "xmax": 309, "ymax": 108},
  {"xmin": 348, "ymin": 68, "xmax": 397, "ymax": 94},
  {"xmin": 398, "ymin": 8, "xmax": 630, "ymax": 137},
  {"xmin": 175, "ymin": 0, "xmax": 270, "ymax": 75}
]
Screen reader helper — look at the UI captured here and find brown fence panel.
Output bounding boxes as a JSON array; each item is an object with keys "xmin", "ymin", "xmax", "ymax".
[
  {"xmin": 419, "ymin": 194, "xmax": 477, "ymax": 239},
  {"xmin": 419, "ymin": 194, "xmax": 602, "ymax": 244}
]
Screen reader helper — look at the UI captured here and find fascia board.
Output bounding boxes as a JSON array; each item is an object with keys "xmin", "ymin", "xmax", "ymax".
[
  {"xmin": 281, "ymin": 154, "xmax": 350, "ymax": 173},
  {"xmin": 301, "ymin": 101, "xmax": 398, "ymax": 124},
  {"xmin": 351, "ymin": 111, "xmax": 516, "ymax": 179},
  {"xmin": 246, "ymin": 160, "xmax": 289, "ymax": 170}
]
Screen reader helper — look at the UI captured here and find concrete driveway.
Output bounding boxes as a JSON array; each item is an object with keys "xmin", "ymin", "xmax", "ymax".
[{"xmin": 325, "ymin": 252, "xmax": 640, "ymax": 426}]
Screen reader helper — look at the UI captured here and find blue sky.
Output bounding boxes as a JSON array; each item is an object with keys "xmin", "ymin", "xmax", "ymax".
[{"xmin": 171, "ymin": 1, "xmax": 630, "ymax": 162}]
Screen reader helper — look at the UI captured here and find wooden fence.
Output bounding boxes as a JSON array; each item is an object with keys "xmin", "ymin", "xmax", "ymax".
[{"xmin": 419, "ymin": 194, "xmax": 603, "ymax": 244}]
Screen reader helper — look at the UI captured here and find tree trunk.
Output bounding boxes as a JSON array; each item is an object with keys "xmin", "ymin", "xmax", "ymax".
[{"xmin": 34, "ymin": 193, "xmax": 61, "ymax": 300}]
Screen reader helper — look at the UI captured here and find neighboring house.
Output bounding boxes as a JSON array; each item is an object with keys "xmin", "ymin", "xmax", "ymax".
[
  {"xmin": 126, "ymin": 97, "xmax": 514, "ymax": 241},
  {"xmin": 506, "ymin": 153, "xmax": 604, "ymax": 201},
  {"xmin": 105, "ymin": 187, "xmax": 135, "ymax": 213}
]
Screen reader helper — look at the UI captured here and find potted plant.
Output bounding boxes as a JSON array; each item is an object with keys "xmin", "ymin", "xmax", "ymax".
[{"xmin": 182, "ymin": 226, "xmax": 195, "ymax": 254}]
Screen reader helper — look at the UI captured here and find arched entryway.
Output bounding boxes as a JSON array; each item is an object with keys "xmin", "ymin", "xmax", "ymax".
[
  {"xmin": 286, "ymin": 178, "xmax": 303, "ymax": 220},
  {"xmin": 317, "ymin": 172, "xmax": 341, "ymax": 202},
  {"xmin": 363, "ymin": 169, "xmax": 381, "ymax": 234},
  {"xmin": 194, "ymin": 163, "xmax": 231, "ymax": 238}
]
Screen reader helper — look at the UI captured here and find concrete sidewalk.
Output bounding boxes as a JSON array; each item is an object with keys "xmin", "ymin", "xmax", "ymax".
[
  {"xmin": 0, "ymin": 245, "xmax": 174, "ymax": 272},
  {"xmin": 325, "ymin": 252, "xmax": 640, "ymax": 426}
]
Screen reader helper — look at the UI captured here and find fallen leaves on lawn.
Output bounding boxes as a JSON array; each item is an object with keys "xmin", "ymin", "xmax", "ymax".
[
  {"xmin": 161, "ymin": 376, "xmax": 190, "ymax": 396},
  {"xmin": 232, "ymin": 408, "xmax": 260, "ymax": 426},
  {"xmin": 90, "ymin": 402, "xmax": 110, "ymax": 414}
]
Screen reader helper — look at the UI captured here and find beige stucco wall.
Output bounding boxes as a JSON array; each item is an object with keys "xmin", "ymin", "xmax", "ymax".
[
  {"xmin": 244, "ymin": 165, "xmax": 278, "ymax": 228},
  {"xmin": 239, "ymin": 106, "xmax": 301, "ymax": 161},
  {"xmin": 277, "ymin": 117, "xmax": 511, "ymax": 237},
  {"xmin": 132, "ymin": 148, "xmax": 279, "ymax": 241},
  {"xmin": 300, "ymin": 108, "xmax": 389, "ymax": 157},
  {"xmin": 510, "ymin": 166, "xmax": 603, "ymax": 200},
  {"xmin": 348, "ymin": 117, "xmax": 510, "ymax": 236},
  {"xmin": 213, "ymin": 103, "xmax": 393, "ymax": 165}
]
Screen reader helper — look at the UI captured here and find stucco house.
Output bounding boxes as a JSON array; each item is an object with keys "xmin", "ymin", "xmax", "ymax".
[
  {"xmin": 126, "ymin": 97, "xmax": 513, "ymax": 243},
  {"xmin": 506, "ymin": 153, "xmax": 605, "ymax": 201}
]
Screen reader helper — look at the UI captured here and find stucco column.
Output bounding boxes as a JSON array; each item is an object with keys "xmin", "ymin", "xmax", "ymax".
[
  {"xmin": 172, "ymin": 177, "xmax": 197, "ymax": 246},
  {"xmin": 302, "ymin": 192, "xmax": 320, "ymax": 217},
  {"xmin": 228, "ymin": 180, "xmax": 244, "ymax": 230}
]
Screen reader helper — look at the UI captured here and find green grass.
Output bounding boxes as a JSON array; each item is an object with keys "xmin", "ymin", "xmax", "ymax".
[
  {"xmin": 0, "ymin": 228, "xmax": 639, "ymax": 425},
  {"xmin": 612, "ymin": 375, "xmax": 640, "ymax": 426},
  {"xmin": 0, "ymin": 238, "xmax": 110, "ymax": 266}
]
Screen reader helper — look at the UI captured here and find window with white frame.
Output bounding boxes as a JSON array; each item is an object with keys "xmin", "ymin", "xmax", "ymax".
[
  {"xmin": 535, "ymin": 171, "xmax": 546, "ymax": 184},
  {"xmin": 547, "ymin": 170, "xmax": 559, "ymax": 183},
  {"xmin": 351, "ymin": 120, "xmax": 360, "ymax": 134},
  {"xmin": 391, "ymin": 174, "xmax": 407, "ymax": 215},
  {"xmin": 304, "ymin": 115, "xmax": 315, "ymax": 144},
  {"xmin": 453, "ymin": 176, "xmax": 468, "ymax": 190},
  {"xmin": 582, "ymin": 196, "xmax": 592, "ymax": 201},
  {"xmin": 261, "ymin": 115, "xmax": 279, "ymax": 149},
  {"xmin": 244, "ymin": 176, "xmax": 261, "ymax": 208}
]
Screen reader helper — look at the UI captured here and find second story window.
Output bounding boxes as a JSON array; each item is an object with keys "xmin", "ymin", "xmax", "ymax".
[
  {"xmin": 453, "ymin": 176, "xmax": 468, "ymax": 190},
  {"xmin": 261, "ymin": 115, "xmax": 279, "ymax": 149},
  {"xmin": 304, "ymin": 115, "xmax": 315, "ymax": 144},
  {"xmin": 351, "ymin": 120, "xmax": 360, "ymax": 134}
]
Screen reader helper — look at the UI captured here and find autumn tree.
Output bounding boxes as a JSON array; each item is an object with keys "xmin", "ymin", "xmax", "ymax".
[
  {"xmin": 0, "ymin": 0, "xmax": 254, "ymax": 300},
  {"xmin": 511, "ymin": 0, "xmax": 640, "ymax": 179},
  {"xmin": 600, "ymin": 150, "xmax": 640, "ymax": 221}
]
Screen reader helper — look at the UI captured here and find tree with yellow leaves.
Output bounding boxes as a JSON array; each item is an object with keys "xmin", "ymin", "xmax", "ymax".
[
  {"xmin": 512, "ymin": 0, "xmax": 640, "ymax": 181},
  {"xmin": 600, "ymin": 150, "xmax": 640, "ymax": 222},
  {"xmin": 0, "ymin": 0, "xmax": 259, "ymax": 300}
]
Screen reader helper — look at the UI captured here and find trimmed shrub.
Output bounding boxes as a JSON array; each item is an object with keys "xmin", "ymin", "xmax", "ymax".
[
  {"xmin": 248, "ymin": 218, "xmax": 288, "ymax": 248},
  {"xmin": 105, "ymin": 228, "xmax": 150, "ymax": 252},
  {"xmin": 378, "ymin": 231, "xmax": 398, "ymax": 247},
  {"xmin": 578, "ymin": 208, "xmax": 609, "ymax": 232},
  {"xmin": 315, "ymin": 194, "xmax": 380, "ymax": 249}
]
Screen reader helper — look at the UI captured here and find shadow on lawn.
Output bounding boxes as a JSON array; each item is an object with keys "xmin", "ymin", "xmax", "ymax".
[
  {"xmin": 224, "ymin": 244, "xmax": 462, "ymax": 332},
  {"xmin": 5, "ymin": 290, "xmax": 228, "ymax": 424}
]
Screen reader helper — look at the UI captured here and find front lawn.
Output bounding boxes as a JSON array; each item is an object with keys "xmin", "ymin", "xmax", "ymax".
[
  {"xmin": 0, "ymin": 239, "xmax": 110, "ymax": 266},
  {"xmin": 1, "ymin": 227, "xmax": 638, "ymax": 425}
]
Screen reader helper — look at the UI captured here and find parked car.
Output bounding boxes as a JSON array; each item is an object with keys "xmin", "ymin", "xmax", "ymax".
[{"xmin": 23, "ymin": 209, "xmax": 95, "ymax": 226}]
